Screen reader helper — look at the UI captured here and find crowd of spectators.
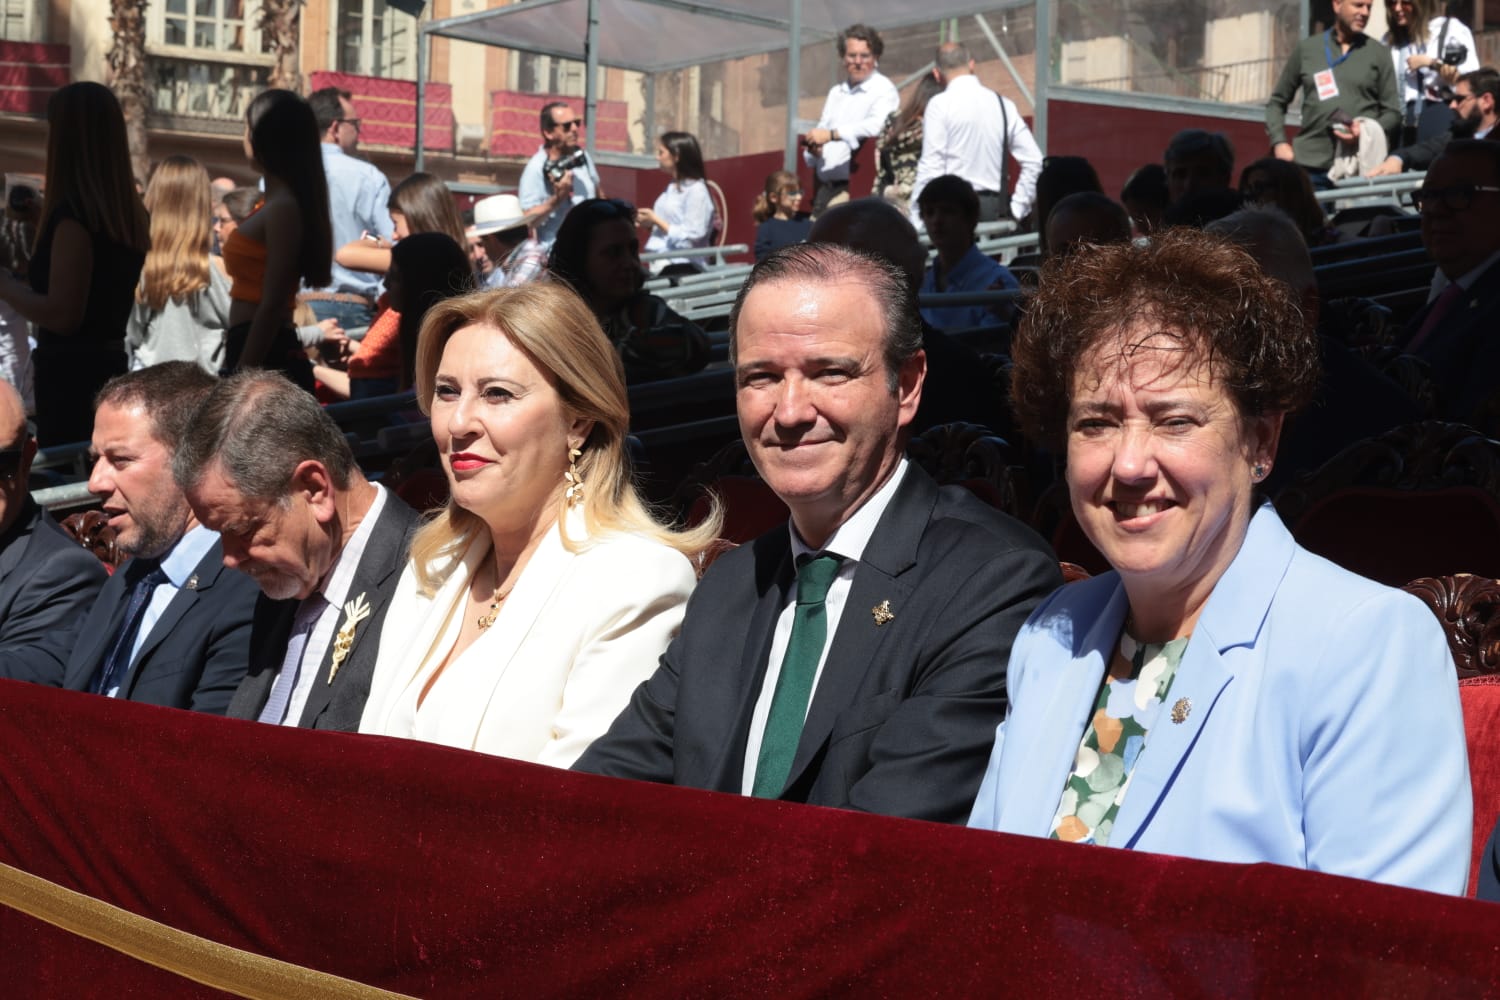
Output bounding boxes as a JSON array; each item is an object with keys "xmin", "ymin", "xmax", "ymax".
[{"xmin": 3, "ymin": 13, "xmax": 1500, "ymax": 927}]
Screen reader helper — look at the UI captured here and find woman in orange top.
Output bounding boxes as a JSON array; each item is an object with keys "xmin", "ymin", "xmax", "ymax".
[{"xmin": 223, "ymin": 89, "xmax": 332, "ymax": 391}]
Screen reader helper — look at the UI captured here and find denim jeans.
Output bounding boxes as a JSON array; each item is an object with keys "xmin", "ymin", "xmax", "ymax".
[{"xmin": 306, "ymin": 298, "xmax": 375, "ymax": 341}]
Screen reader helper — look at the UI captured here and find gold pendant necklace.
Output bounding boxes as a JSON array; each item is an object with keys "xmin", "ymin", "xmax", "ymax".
[{"xmin": 477, "ymin": 585, "xmax": 511, "ymax": 630}]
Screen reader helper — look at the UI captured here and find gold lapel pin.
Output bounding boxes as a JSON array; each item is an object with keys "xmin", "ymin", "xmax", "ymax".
[
  {"xmin": 1171, "ymin": 697, "xmax": 1191, "ymax": 724},
  {"xmin": 871, "ymin": 600, "xmax": 894, "ymax": 627},
  {"xmin": 329, "ymin": 592, "xmax": 372, "ymax": 684},
  {"xmin": 185, "ymin": 574, "xmax": 198, "ymax": 591}
]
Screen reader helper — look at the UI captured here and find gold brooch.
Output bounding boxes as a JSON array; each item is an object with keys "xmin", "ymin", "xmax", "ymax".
[
  {"xmin": 871, "ymin": 600, "xmax": 894, "ymax": 626},
  {"xmin": 329, "ymin": 592, "xmax": 371, "ymax": 683},
  {"xmin": 1170, "ymin": 697, "xmax": 1191, "ymax": 724}
]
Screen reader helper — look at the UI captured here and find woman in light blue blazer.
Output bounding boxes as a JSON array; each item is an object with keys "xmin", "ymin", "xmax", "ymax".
[{"xmin": 967, "ymin": 229, "xmax": 1472, "ymax": 895}]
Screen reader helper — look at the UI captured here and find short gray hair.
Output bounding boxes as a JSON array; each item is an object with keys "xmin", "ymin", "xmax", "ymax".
[
  {"xmin": 728, "ymin": 243, "xmax": 922, "ymax": 391},
  {"xmin": 172, "ymin": 371, "xmax": 355, "ymax": 499}
]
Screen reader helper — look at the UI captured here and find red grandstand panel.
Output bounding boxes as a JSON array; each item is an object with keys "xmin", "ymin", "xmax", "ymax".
[
  {"xmin": 489, "ymin": 90, "xmax": 630, "ymax": 157},
  {"xmin": 307, "ymin": 70, "xmax": 455, "ymax": 153},
  {"xmin": 0, "ymin": 41, "xmax": 69, "ymax": 115}
]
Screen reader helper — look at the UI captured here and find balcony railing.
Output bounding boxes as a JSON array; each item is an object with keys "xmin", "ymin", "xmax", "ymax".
[{"xmin": 148, "ymin": 56, "xmax": 268, "ymax": 132}]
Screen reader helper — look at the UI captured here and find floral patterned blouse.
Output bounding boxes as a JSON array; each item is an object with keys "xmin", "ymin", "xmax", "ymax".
[{"xmin": 1049, "ymin": 632, "xmax": 1190, "ymax": 846}]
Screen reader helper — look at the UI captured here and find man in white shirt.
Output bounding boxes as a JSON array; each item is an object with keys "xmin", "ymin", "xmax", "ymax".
[
  {"xmin": 803, "ymin": 24, "xmax": 900, "ymax": 217},
  {"xmin": 305, "ymin": 87, "xmax": 391, "ymax": 333},
  {"xmin": 574, "ymin": 243, "xmax": 1061, "ymax": 823},
  {"xmin": 910, "ymin": 42, "xmax": 1043, "ymax": 227},
  {"xmin": 175, "ymin": 371, "xmax": 419, "ymax": 732}
]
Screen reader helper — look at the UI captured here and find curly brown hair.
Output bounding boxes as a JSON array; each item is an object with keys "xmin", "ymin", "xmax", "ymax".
[{"xmin": 1010, "ymin": 227, "xmax": 1319, "ymax": 448}]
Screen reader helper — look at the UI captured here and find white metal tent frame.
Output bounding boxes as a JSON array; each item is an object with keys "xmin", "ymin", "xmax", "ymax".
[{"xmin": 414, "ymin": 0, "xmax": 1039, "ymax": 173}]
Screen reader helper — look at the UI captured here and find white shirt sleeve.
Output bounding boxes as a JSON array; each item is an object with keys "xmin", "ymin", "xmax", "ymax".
[
  {"xmin": 909, "ymin": 96, "xmax": 952, "ymax": 225},
  {"xmin": 1005, "ymin": 102, "xmax": 1044, "ymax": 223}
]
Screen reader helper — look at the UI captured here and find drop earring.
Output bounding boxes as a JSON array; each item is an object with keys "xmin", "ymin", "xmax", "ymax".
[{"xmin": 565, "ymin": 446, "xmax": 584, "ymax": 507}]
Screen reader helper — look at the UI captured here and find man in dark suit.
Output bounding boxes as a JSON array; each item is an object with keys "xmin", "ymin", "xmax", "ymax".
[
  {"xmin": 63, "ymin": 363, "xmax": 261, "ymax": 713},
  {"xmin": 575, "ymin": 244, "xmax": 1061, "ymax": 823},
  {"xmin": 174, "ymin": 372, "xmax": 418, "ymax": 731},
  {"xmin": 0, "ymin": 380, "xmax": 106, "ymax": 685},
  {"xmin": 1404, "ymin": 139, "xmax": 1500, "ymax": 421}
]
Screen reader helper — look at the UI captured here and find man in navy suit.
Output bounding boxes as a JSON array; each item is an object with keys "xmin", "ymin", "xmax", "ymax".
[
  {"xmin": 0, "ymin": 380, "xmax": 105, "ymax": 685},
  {"xmin": 1405, "ymin": 140, "xmax": 1500, "ymax": 421},
  {"xmin": 63, "ymin": 363, "xmax": 261, "ymax": 713},
  {"xmin": 174, "ymin": 371, "xmax": 418, "ymax": 732},
  {"xmin": 575, "ymin": 244, "xmax": 1061, "ymax": 823}
]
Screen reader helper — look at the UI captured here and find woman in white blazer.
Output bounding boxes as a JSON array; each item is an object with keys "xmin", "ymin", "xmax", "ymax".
[
  {"xmin": 359, "ymin": 283, "xmax": 720, "ymax": 766},
  {"xmin": 965, "ymin": 229, "xmax": 1471, "ymax": 895}
]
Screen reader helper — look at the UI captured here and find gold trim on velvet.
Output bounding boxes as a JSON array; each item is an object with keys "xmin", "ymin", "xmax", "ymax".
[{"xmin": 0, "ymin": 860, "xmax": 414, "ymax": 999}]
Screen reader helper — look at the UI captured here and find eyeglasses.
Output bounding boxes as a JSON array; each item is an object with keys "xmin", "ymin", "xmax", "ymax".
[
  {"xmin": 337, "ymin": 117, "xmax": 363, "ymax": 132},
  {"xmin": 1411, "ymin": 183, "xmax": 1500, "ymax": 212},
  {"xmin": 551, "ymin": 119, "xmax": 584, "ymax": 131},
  {"xmin": 843, "ymin": 53, "xmax": 875, "ymax": 63},
  {"xmin": 1449, "ymin": 91, "xmax": 1476, "ymax": 106}
]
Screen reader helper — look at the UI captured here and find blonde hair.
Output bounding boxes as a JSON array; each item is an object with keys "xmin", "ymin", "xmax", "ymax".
[
  {"xmin": 753, "ymin": 170, "xmax": 799, "ymax": 224},
  {"xmin": 139, "ymin": 155, "xmax": 213, "ymax": 311},
  {"xmin": 408, "ymin": 282, "xmax": 721, "ymax": 593}
]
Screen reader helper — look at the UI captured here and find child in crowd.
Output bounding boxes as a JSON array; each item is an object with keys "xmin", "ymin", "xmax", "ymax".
[{"xmin": 752, "ymin": 170, "xmax": 810, "ymax": 262}]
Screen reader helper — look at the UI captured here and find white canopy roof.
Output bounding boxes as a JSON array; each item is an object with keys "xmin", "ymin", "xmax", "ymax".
[{"xmin": 424, "ymin": 0, "xmax": 1025, "ymax": 74}]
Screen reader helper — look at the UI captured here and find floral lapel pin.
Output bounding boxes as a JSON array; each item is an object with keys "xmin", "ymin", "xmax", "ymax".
[
  {"xmin": 1170, "ymin": 697, "xmax": 1191, "ymax": 724},
  {"xmin": 871, "ymin": 600, "xmax": 894, "ymax": 627},
  {"xmin": 329, "ymin": 592, "xmax": 372, "ymax": 684}
]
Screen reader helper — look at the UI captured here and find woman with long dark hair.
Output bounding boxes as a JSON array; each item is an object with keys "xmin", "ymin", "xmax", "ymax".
[
  {"xmin": 222, "ymin": 89, "xmax": 332, "ymax": 390},
  {"xmin": 550, "ymin": 199, "xmax": 708, "ymax": 382},
  {"xmin": 876, "ymin": 74, "xmax": 944, "ymax": 215},
  {"xmin": 0, "ymin": 81, "xmax": 149, "ymax": 445},
  {"xmin": 637, "ymin": 131, "xmax": 717, "ymax": 275}
]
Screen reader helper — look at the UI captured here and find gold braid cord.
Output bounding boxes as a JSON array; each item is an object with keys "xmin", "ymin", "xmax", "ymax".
[{"xmin": 0, "ymin": 860, "xmax": 414, "ymax": 1000}]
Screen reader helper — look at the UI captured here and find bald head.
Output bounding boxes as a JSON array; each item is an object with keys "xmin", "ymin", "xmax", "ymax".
[{"xmin": 809, "ymin": 197, "xmax": 926, "ymax": 290}]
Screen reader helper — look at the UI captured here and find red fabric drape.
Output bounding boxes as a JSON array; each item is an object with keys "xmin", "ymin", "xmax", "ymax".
[{"xmin": 2, "ymin": 678, "xmax": 1499, "ymax": 997}]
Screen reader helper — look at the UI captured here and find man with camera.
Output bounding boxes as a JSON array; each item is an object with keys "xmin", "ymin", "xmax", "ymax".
[
  {"xmin": 519, "ymin": 101, "xmax": 604, "ymax": 249},
  {"xmin": 1265, "ymin": 0, "xmax": 1401, "ymax": 184}
]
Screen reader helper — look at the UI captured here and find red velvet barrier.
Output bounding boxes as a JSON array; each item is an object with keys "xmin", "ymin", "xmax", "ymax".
[{"xmin": 2, "ymin": 678, "xmax": 1498, "ymax": 997}]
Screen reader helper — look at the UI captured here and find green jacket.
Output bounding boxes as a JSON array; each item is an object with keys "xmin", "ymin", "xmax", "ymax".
[{"xmin": 1265, "ymin": 30, "xmax": 1402, "ymax": 171}]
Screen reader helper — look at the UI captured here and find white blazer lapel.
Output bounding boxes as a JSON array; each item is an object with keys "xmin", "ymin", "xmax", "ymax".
[{"xmin": 463, "ymin": 521, "xmax": 576, "ymax": 741}]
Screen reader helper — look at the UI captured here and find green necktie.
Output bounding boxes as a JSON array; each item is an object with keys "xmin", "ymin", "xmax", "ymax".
[{"xmin": 752, "ymin": 553, "xmax": 842, "ymax": 798}]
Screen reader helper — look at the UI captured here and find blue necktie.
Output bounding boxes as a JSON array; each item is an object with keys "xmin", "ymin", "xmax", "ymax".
[
  {"xmin": 92, "ymin": 565, "xmax": 168, "ymax": 697},
  {"xmin": 752, "ymin": 554, "xmax": 842, "ymax": 798}
]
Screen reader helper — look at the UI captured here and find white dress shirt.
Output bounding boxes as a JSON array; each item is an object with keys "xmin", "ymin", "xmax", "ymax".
[
  {"xmin": 643, "ymin": 178, "xmax": 717, "ymax": 271},
  {"xmin": 803, "ymin": 71, "xmax": 900, "ymax": 182},
  {"xmin": 910, "ymin": 74, "xmax": 1043, "ymax": 224},
  {"xmin": 266, "ymin": 484, "xmax": 389, "ymax": 726},
  {"xmin": 741, "ymin": 459, "xmax": 910, "ymax": 795}
]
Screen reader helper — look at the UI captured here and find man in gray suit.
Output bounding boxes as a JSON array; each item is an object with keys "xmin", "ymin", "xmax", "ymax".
[
  {"xmin": 575, "ymin": 244, "xmax": 1061, "ymax": 823},
  {"xmin": 0, "ymin": 379, "xmax": 106, "ymax": 685},
  {"xmin": 174, "ymin": 371, "xmax": 418, "ymax": 731}
]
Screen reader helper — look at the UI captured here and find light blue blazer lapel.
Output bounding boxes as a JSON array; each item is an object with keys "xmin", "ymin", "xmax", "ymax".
[
  {"xmin": 1110, "ymin": 504, "xmax": 1294, "ymax": 849},
  {"xmin": 1003, "ymin": 583, "xmax": 1128, "ymax": 836}
]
